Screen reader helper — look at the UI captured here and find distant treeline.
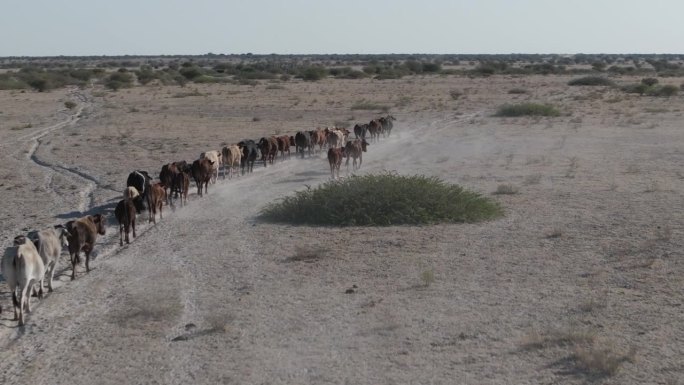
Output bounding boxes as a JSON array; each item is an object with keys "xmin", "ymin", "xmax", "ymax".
[{"xmin": 1, "ymin": 53, "xmax": 683, "ymax": 92}]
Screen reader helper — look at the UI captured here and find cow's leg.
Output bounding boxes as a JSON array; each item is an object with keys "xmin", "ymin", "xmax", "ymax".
[
  {"xmin": 119, "ymin": 224, "xmax": 124, "ymax": 246},
  {"xmin": 47, "ymin": 261, "xmax": 56, "ymax": 292},
  {"xmin": 12, "ymin": 291, "xmax": 19, "ymax": 321},
  {"xmin": 159, "ymin": 202, "xmax": 163, "ymax": 219},
  {"xmin": 70, "ymin": 253, "xmax": 77, "ymax": 280},
  {"xmin": 18, "ymin": 286, "xmax": 28, "ymax": 326},
  {"xmin": 132, "ymin": 217, "xmax": 136, "ymax": 239},
  {"xmin": 85, "ymin": 251, "xmax": 91, "ymax": 273},
  {"xmin": 37, "ymin": 278, "xmax": 44, "ymax": 300}
]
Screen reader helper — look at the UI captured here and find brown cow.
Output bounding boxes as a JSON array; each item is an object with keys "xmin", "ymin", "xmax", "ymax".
[
  {"xmin": 257, "ymin": 136, "xmax": 279, "ymax": 166},
  {"xmin": 327, "ymin": 147, "xmax": 345, "ymax": 179},
  {"xmin": 368, "ymin": 119, "xmax": 382, "ymax": 142},
  {"xmin": 192, "ymin": 158, "xmax": 213, "ymax": 196},
  {"xmin": 67, "ymin": 214, "xmax": 106, "ymax": 280},
  {"xmin": 310, "ymin": 128, "xmax": 326, "ymax": 153},
  {"xmin": 115, "ymin": 199, "xmax": 136, "ymax": 246},
  {"xmin": 344, "ymin": 139, "xmax": 368, "ymax": 170},
  {"xmin": 276, "ymin": 135, "xmax": 292, "ymax": 160},
  {"xmin": 173, "ymin": 171, "xmax": 190, "ymax": 206},
  {"xmin": 147, "ymin": 183, "xmax": 165, "ymax": 224},
  {"xmin": 159, "ymin": 163, "xmax": 179, "ymax": 205}
]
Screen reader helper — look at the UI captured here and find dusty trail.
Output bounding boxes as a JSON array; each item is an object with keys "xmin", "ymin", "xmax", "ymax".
[{"xmin": 0, "ymin": 117, "xmax": 430, "ymax": 384}]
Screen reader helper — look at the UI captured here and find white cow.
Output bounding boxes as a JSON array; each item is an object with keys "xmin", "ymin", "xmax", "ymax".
[
  {"xmin": 29, "ymin": 226, "xmax": 70, "ymax": 292},
  {"xmin": 221, "ymin": 145, "xmax": 242, "ymax": 180},
  {"xmin": 1, "ymin": 235, "xmax": 45, "ymax": 326},
  {"xmin": 200, "ymin": 150, "xmax": 222, "ymax": 183}
]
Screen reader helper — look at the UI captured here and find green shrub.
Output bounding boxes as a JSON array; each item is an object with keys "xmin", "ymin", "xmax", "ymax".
[
  {"xmin": 494, "ymin": 103, "xmax": 561, "ymax": 117},
  {"xmin": 508, "ymin": 88, "xmax": 528, "ymax": 94},
  {"xmin": 64, "ymin": 101, "xmax": 77, "ymax": 110},
  {"xmin": 622, "ymin": 83, "xmax": 649, "ymax": 95},
  {"xmin": 300, "ymin": 66, "xmax": 327, "ymax": 81},
  {"xmin": 105, "ymin": 71, "xmax": 133, "ymax": 90},
  {"xmin": 648, "ymin": 84, "xmax": 679, "ymax": 97},
  {"xmin": 568, "ymin": 76, "xmax": 615, "ymax": 86},
  {"xmin": 258, "ymin": 173, "xmax": 503, "ymax": 226},
  {"xmin": 641, "ymin": 77, "xmax": 659, "ymax": 86}
]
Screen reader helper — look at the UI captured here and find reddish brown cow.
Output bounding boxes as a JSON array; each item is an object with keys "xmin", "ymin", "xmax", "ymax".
[
  {"xmin": 344, "ymin": 139, "xmax": 369, "ymax": 171},
  {"xmin": 172, "ymin": 171, "xmax": 190, "ymax": 207},
  {"xmin": 159, "ymin": 163, "xmax": 179, "ymax": 205},
  {"xmin": 191, "ymin": 158, "xmax": 213, "ymax": 196},
  {"xmin": 368, "ymin": 120, "xmax": 382, "ymax": 142},
  {"xmin": 276, "ymin": 135, "xmax": 292, "ymax": 159},
  {"xmin": 147, "ymin": 182, "xmax": 166, "ymax": 224},
  {"xmin": 257, "ymin": 136, "xmax": 279, "ymax": 166},
  {"xmin": 327, "ymin": 147, "xmax": 345, "ymax": 179},
  {"xmin": 67, "ymin": 214, "xmax": 106, "ymax": 280},
  {"xmin": 115, "ymin": 199, "xmax": 136, "ymax": 246},
  {"xmin": 310, "ymin": 128, "xmax": 327, "ymax": 153}
]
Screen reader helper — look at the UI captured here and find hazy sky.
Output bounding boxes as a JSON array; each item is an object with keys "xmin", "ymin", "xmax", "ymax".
[{"xmin": 2, "ymin": 0, "xmax": 682, "ymax": 56}]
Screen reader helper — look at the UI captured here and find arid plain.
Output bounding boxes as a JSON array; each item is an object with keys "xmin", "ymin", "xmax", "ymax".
[{"xmin": 0, "ymin": 72, "xmax": 683, "ymax": 384}]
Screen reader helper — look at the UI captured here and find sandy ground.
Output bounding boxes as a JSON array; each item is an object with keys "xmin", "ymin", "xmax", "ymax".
[{"xmin": 0, "ymin": 75, "xmax": 683, "ymax": 384}]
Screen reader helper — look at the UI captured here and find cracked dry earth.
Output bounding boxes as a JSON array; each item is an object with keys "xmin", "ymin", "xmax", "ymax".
[{"xmin": 0, "ymin": 75, "xmax": 683, "ymax": 384}]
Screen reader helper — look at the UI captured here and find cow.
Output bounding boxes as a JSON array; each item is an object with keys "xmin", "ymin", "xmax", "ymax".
[
  {"xmin": 310, "ymin": 128, "xmax": 327, "ymax": 154},
  {"xmin": 67, "ymin": 214, "xmax": 106, "ymax": 280},
  {"xmin": 326, "ymin": 129, "xmax": 347, "ymax": 148},
  {"xmin": 354, "ymin": 123, "xmax": 368, "ymax": 140},
  {"xmin": 369, "ymin": 120, "xmax": 383, "ymax": 142},
  {"xmin": 327, "ymin": 147, "xmax": 345, "ymax": 179},
  {"xmin": 172, "ymin": 171, "xmax": 190, "ymax": 207},
  {"xmin": 115, "ymin": 199, "xmax": 136, "ymax": 246},
  {"xmin": 276, "ymin": 135, "xmax": 292, "ymax": 160},
  {"xmin": 200, "ymin": 150, "xmax": 222, "ymax": 183},
  {"xmin": 380, "ymin": 115, "xmax": 396, "ymax": 137},
  {"xmin": 159, "ymin": 163, "xmax": 180, "ymax": 205},
  {"xmin": 221, "ymin": 145, "xmax": 242, "ymax": 179},
  {"xmin": 126, "ymin": 171, "xmax": 152, "ymax": 212},
  {"xmin": 123, "ymin": 186, "xmax": 144, "ymax": 213},
  {"xmin": 191, "ymin": 158, "xmax": 213, "ymax": 196},
  {"xmin": 257, "ymin": 136, "xmax": 278, "ymax": 167},
  {"xmin": 28, "ymin": 226, "xmax": 70, "ymax": 293},
  {"xmin": 238, "ymin": 139, "xmax": 258, "ymax": 175},
  {"xmin": 1, "ymin": 236, "xmax": 45, "ymax": 326},
  {"xmin": 344, "ymin": 139, "xmax": 369, "ymax": 171},
  {"xmin": 147, "ymin": 182, "xmax": 165, "ymax": 224},
  {"xmin": 294, "ymin": 131, "xmax": 312, "ymax": 158}
]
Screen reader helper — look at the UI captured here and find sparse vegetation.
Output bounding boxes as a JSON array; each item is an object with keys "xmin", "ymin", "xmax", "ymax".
[
  {"xmin": 351, "ymin": 100, "xmax": 389, "ymax": 111},
  {"xmin": 573, "ymin": 344, "xmax": 636, "ymax": 377},
  {"xmin": 493, "ymin": 184, "xmax": 519, "ymax": 195},
  {"xmin": 568, "ymin": 76, "xmax": 615, "ymax": 87},
  {"xmin": 258, "ymin": 173, "xmax": 503, "ymax": 226},
  {"xmin": 508, "ymin": 88, "xmax": 529, "ymax": 94},
  {"xmin": 494, "ymin": 103, "xmax": 560, "ymax": 117},
  {"xmin": 64, "ymin": 101, "xmax": 77, "ymax": 110}
]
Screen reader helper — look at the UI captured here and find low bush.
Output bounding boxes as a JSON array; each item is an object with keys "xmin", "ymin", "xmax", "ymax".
[
  {"xmin": 568, "ymin": 76, "xmax": 615, "ymax": 86},
  {"xmin": 258, "ymin": 173, "xmax": 503, "ymax": 226},
  {"xmin": 494, "ymin": 103, "xmax": 561, "ymax": 117}
]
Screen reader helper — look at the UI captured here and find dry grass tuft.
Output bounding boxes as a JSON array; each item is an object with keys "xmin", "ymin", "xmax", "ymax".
[
  {"xmin": 493, "ymin": 184, "xmax": 519, "ymax": 195},
  {"xmin": 286, "ymin": 245, "xmax": 329, "ymax": 263},
  {"xmin": 573, "ymin": 344, "xmax": 636, "ymax": 377},
  {"xmin": 521, "ymin": 327, "xmax": 596, "ymax": 350}
]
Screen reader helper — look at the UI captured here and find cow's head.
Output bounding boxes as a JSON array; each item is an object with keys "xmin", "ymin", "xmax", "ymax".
[
  {"xmin": 361, "ymin": 140, "xmax": 369, "ymax": 152},
  {"xmin": 54, "ymin": 224, "xmax": 70, "ymax": 248},
  {"xmin": 92, "ymin": 214, "xmax": 107, "ymax": 236},
  {"xmin": 13, "ymin": 235, "xmax": 27, "ymax": 246}
]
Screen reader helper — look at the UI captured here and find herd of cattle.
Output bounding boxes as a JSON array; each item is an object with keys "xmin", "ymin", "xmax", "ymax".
[{"xmin": 1, "ymin": 115, "xmax": 395, "ymax": 326}]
